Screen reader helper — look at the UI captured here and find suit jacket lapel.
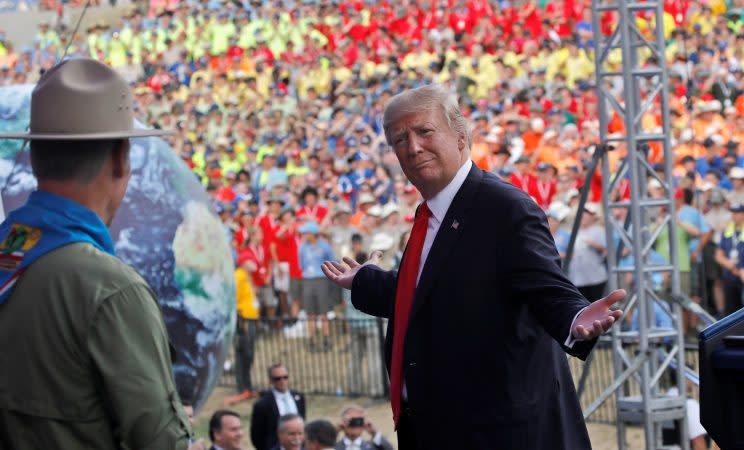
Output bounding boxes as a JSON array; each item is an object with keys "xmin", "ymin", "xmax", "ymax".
[{"xmin": 409, "ymin": 164, "xmax": 483, "ymax": 321}]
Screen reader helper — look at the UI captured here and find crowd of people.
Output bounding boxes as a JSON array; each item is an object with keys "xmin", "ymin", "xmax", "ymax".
[
  {"xmin": 1, "ymin": 0, "xmax": 744, "ymax": 378},
  {"xmin": 184, "ymin": 363, "xmax": 394, "ymax": 450}
]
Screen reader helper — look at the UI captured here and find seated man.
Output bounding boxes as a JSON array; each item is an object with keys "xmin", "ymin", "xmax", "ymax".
[
  {"xmin": 251, "ymin": 364, "xmax": 306, "ymax": 450},
  {"xmin": 335, "ymin": 405, "xmax": 393, "ymax": 450},
  {"xmin": 208, "ymin": 410, "xmax": 244, "ymax": 450},
  {"xmin": 272, "ymin": 414, "xmax": 305, "ymax": 450},
  {"xmin": 305, "ymin": 420, "xmax": 338, "ymax": 450}
]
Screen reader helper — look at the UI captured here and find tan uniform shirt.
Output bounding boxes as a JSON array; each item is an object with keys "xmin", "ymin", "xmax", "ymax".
[{"xmin": 0, "ymin": 243, "xmax": 191, "ymax": 449}]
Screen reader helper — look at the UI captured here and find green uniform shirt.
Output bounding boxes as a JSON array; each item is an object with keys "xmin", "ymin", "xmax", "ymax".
[{"xmin": 0, "ymin": 243, "xmax": 191, "ymax": 449}]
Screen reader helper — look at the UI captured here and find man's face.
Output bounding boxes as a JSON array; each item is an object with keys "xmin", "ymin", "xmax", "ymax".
[
  {"xmin": 734, "ymin": 211, "xmax": 744, "ymax": 226},
  {"xmin": 270, "ymin": 366, "xmax": 290, "ymax": 393},
  {"xmin": 342, "ymin": 410, "xmax": 365, "ymax": 440},
  {"xmin": 278, "ymin": 419, "xmax": 304, "ymax": 450},
  {"xmin": 269, "ymin": 201, "xmax": 282, "ymax": 215},
  {"xmin": 214, "ymin": 415, "xmax": 244, "ymax": 450},
  {"xmin": 387, "ymin": 108, "xmax": 466, "ymax": 199}
]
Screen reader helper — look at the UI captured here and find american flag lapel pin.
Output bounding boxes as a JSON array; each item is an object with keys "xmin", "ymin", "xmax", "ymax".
[{"xmin": 452, "ymin": 220, "xmax": 459, "ymax": 230}]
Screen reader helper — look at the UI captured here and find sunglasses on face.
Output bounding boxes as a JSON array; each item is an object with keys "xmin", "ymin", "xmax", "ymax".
[{"xmin": 272, "ymin": 375, "xmax": 289, "ymax": 381}]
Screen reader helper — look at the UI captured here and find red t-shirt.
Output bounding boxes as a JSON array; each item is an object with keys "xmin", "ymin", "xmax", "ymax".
[
  {"xmin": 296, "ymin": 205, "xmax": 329, "ymax": 224},
  {"xmin": 238, "ymin": 245, "xmax": 269, "ymax": 287},
  {"xmin": 510, "ymin": 171, "xmax": 533, "ymax": 192},
  {"xmin": 257, "ymin": 214, "xmax": 280, "ymax": 259},
  {"xmin": 216, "ymin": 185, "xmax": 236, "ymax": 203},
  {"xmin": 527, "ymin": 178, "xmax": 557, "ymax": 209},
  {"xmin": 274, "ymin": 225, "xmax": 303, "ymax": 279}
]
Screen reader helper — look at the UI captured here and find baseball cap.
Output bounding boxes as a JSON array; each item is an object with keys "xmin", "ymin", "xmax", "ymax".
[
  {"xmin": 730, "ymin": 203, "xmax": 744, "ymax": 213},
  {"xmin": 730, "ymin": 167, "xmax": 744, "ymax": 179},
  {"xmin": 710, "ymin": 189, "xmax": 725, "ymax": 204},
  {"xmin": 584, "ymin": 203, "xmax": 600, "ymax": 215},
  {"xmin": 298, "ymin": 221, "xmax": 320, "ymax": 234}
]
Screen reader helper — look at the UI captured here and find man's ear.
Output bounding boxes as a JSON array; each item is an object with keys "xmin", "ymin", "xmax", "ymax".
[
  {"xmin": 111, "ymin": 139, "xmax": 131, "ymax": 179},
  {"xmin": 458, "ymin": 133, "xmax": 466, "ymax": 151}
]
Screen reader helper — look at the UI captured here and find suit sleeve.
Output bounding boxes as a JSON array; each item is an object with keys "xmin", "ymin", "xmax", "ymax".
[
  {"xmin": 373, "ymin": 433, "xmax": 395, "ymax": 450},
  {"xmin": 298, "ymin": 392, "xmax": 306, "ymax": 419},
  {"xmin": 86, "ymin": 283, "xmax": 192, "ymax": 450},
  {"xmin": 351, "ymin": 265, "xmax": 397, "ymax": 319},
  {"xmin": 502, "ymin": 197, "xmax": 596, "ymax": 359},
  {"xmin": 250, "ymin": 400, "xmax": 267, "ymax": 450}
]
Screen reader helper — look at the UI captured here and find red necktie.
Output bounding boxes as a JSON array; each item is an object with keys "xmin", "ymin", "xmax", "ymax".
[{"xmin": 390, "ymin": 202, "xmax": 431, "ymax": 427}]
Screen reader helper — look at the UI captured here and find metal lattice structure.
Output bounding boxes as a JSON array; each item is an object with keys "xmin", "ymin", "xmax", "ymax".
[{"xmin": 588, "ymin": 0, "xmax": 689, "ymax": 448}]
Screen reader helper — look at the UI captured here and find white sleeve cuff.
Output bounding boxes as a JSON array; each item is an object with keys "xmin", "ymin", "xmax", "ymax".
[
  {"xmin": 564, "ymin": 307, "xmax": 587, "ymax": 348},
  {"xmin": 373, "ymin": 431, "xmax": 383, "ymax": 446}
]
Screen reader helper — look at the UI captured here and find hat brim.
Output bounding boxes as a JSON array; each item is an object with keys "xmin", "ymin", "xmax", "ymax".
[{"xmin": 0, "ymin": 128, "xmax": 174, "ymax": 140}]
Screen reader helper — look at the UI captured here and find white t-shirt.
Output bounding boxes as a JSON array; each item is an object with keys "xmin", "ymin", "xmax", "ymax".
[{"xmin": 666, "ymin": 387, "xmax": 708, "ymax": 440}]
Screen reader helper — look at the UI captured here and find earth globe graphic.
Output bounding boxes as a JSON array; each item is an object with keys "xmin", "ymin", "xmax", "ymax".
[{"xmin": 0, "ymin": 84, "xmax": 236, "ymax": 411}]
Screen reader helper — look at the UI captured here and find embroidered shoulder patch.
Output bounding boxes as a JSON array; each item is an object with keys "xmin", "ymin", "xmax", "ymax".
[{"xmin": 0, "ymin": 224, "xmax": 42, "ymax": 271}]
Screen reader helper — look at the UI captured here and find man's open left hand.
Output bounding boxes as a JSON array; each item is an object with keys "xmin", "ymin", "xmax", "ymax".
[{"xmin": 572, "ymin": 289, "xmax": 625, "ymax": 340}]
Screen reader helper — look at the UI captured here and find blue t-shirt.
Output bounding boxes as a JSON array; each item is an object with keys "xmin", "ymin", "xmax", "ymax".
[
  {"xmin": 678, "ymin": 205, "xmax": 710, "ymax": 260},
  {"xmin": 619, "ymin": 250, "xmax": 667, "ymax": 292},
  {"xmin": 299, "ymin": 239, "xmax": 335, "ymax": 279},
  {"xmin": 696, "ymin": 156, "xmax": 723, "ymax": 177},
  {"xmin": 553, "ymin": 228, "xmax": 571, "ymax": 256},
  {"xmin": 630, "ymin": 301, "xmax": 675, "ymax": 344}
]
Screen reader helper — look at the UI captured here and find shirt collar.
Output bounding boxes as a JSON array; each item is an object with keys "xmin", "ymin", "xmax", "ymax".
[
  {"xmin": 426, "ymin": 159, "xmax": 472, "ymax": 223},
  {"xmin": 272, "ymin": 388, "xmax": 289, "ymax": 399},
  {"xmin": 343, "ymin": 436, "xmax": 364, "ymax": 447}
]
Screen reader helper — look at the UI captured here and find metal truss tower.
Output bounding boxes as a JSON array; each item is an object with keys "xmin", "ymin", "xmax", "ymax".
[{"xmin": 589, "ymin": 0, "xmax": 689, "ymax": 448}]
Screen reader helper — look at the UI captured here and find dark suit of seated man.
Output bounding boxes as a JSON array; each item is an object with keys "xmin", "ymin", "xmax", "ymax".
[
  {"xmin": 251, "ymin": 364, "xmax": 306, "ymax": 450},
  {"xmin": 321, "ymin": 84, "xmax": 624, "ymax": 450},
  {"xmin": 335, "ymin": 405, "xmax": 393, "ymax": 450}
]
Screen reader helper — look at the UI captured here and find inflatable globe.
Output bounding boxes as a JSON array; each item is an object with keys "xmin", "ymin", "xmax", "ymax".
[{"xmin": 0, "ymin": 85, "xmax": 236, "ymax": 411}]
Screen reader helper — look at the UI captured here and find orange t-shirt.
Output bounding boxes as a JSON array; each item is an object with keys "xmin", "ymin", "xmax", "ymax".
[
  {"xmin": 522, "ymin": 131, "xmax": 543, "ymax": 155},
  {"xmin": 534, "ymin": 144, "xmax": 560, "ymax": 166}
]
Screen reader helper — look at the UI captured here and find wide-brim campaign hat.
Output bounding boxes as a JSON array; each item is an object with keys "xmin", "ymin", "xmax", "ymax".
[{"xmin": 0, "ymin": 57, "xmax": 171, "ymax": 140}]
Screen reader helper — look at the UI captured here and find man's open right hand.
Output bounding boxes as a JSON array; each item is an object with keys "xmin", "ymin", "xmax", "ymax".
[{"xmin": 321, "ymin": 251, "xmax": 383, "ymax": 290}]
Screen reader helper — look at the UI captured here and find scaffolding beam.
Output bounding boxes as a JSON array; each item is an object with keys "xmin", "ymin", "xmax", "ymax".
[{"xmin": 591, "ymin": 0, "xmax": 689, "ymax": 449}]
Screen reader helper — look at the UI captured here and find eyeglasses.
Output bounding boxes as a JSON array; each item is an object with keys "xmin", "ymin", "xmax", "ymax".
[{"xmin": 272, "ymin": 375, "xmax": 289, "ymax": 382}]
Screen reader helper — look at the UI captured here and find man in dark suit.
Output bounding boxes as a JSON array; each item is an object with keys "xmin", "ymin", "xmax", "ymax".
[
  {"xmin": 321, "ymin": 84, "xmax": 624, "ymax": 450},
  {"xmin": 251, "ymin": 364, "xmax": 307, "ymax": 450},
  {"xmin": 207, "ymin": 409, "xmax": 243, "ymax": 450}
]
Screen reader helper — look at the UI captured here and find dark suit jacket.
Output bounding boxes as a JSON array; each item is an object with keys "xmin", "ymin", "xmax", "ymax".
[
  {"xmin": 250, "ymin": 390, "xmax": 306, "ymax": 450},
  {"xmin": 351, "ymin": 164, "xmax": 596, "ymax": 450},
  {"xmin": 335, "ymin": 435, "xmax": 394, "ymax": 450}
]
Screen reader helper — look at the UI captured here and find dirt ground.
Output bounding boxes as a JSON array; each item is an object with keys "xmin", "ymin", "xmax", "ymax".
[{"xmin": 193, "ymin": 387, "xmax": 647, "ymax": 449}]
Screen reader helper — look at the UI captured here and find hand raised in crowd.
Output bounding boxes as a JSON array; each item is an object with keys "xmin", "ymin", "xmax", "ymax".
[
  {"xmin": 365, "ymin": 419, "xmax": 377, "ymax": 435},
  {"xmin": 572, "ymin": 289, "xmax": 625, "ymax": 340},
  {"xmin": 322, "ymin": 250, "xmax": 383, "ymax": 290}
]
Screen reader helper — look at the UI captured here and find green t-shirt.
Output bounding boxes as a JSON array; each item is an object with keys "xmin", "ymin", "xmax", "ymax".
[{"xmin": 655, "ymin": 222, "xmax": 690, "ymax": 272}]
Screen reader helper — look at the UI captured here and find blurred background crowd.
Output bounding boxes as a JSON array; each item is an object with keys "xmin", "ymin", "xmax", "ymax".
[{"xmin": 1, "ymin": 0, "xmax": 744, "ymax": 338}]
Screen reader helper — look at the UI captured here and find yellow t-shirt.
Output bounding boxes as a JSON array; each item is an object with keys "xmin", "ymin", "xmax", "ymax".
[{"xmin": 235, "ymin": 268, "xmax": 259, "ymax": 319}]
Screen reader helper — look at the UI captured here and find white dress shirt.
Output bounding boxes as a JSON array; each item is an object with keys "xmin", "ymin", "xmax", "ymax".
[
  {"xmin": 343, "ymin": 432, "xmax": 384, "ymax": 449},
  {"xmin": 344, "ymin": 436, "xmax": 365, "ymax": 450},
  {"xmin": 272, "ymin": 388, "xmax": 298, "ymax": 416},
  {"xmin": 400, "ymin": 160, "xmax": 584, "ymax": 398}
]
